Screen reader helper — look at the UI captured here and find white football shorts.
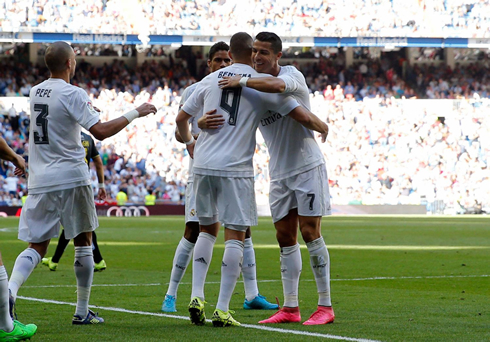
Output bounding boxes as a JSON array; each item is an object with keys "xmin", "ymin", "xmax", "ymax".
[
  {"xmin": 193, "ymin": 174, "xmax": 257, "ymax": 232},
  {"xmin": 185, "ymin": 181, "xmax": 199, "ymax": 224},
  {"xmin": 269, "ymin": 165, "xmax": 331, "ymax": 223},
  {"xmin": 19, "ymin": 185, "xmax": 98, "ymax": 243}
]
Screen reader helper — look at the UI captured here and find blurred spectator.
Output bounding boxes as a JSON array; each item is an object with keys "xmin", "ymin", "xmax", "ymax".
[{"xmin": 4, "ymin": 0, "xmax": 490, "ymax": 38}]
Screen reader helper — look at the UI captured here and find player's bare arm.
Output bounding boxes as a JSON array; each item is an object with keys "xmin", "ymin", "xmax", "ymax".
[
  {"xmin": 219, "ymin": 75, "xmax": 286, "ymax": 93},
  {"xmin": 176, "ymin": 109, "xmax": 196, "ymax": 158},
  {"xmin": 288, "ymin": 106, "xmax": 329, "ymax": 143},
  {"xmin": 0, "ymin": 137, "xmax": 26, "ymax": 175},
  {"xmin": 89, "ymin": 102, "xmax": 157, "ymax": 141},
  {"xmin": 197, "ymin": 109, "xmax": 225, "ymax": 129},
  {"xmin": 93, "ymin": 155, "xmax": 106, "ymax": 200}
]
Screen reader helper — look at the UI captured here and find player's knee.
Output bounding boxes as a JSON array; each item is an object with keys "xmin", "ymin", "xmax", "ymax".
[
  {"xmin": 73, "ymin": 232, "xmax": 92, "ymax": 246},
  {"xmin": 276, "ymin": 230, "xmax": 296, "ymax": 246},
  {"xmin": 299, "ymin": 226, "xmax": 321, "ymax": 243},
  {"xmin": 184, "ymin": 222, "xmax": 200, "ymax": 243},
  {"xmin": 28, "ymin": 242, "xmax": 49, "ymax": 258}
]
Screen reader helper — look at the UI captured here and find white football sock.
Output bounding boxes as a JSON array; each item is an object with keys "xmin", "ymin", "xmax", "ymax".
[
  {"xmin": 242, "ymin": 238, "xmax": 259, "ymax": 301},
  {"xmin": 191, "ymin": 232, "xmax": 216, "ymax": 300},
  {"xmin": 167, "ymin": 237, "xmax": 195, "ymax": 297},
  {"xmin": 216, "ymin": 239, "xmax": 244, "ymax": 312},
  {"xmin": 306, "ymin": 237, "xmax": 332, "ymax": 306},
  {"xmin": 74, "ymin": 246, "xmax": 94, "ymax": 318},
  {"xmin": 280, "ymin": 243, "xmax": 302, "ymax": 308},
  {"xmin": 8, "ymin": 248, "xmax": 41, "ymax": 300},
  {"xmin": 0, "ymin": 266, "xmax": 13, "ymax": 332}
]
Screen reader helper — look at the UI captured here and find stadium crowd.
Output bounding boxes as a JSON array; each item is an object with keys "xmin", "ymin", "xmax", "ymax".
[
  {"xmin": 0, "ymin": 50, "xmax": 489, "ymax": 212},
  {"xmin": 2, "ymin": 0, "xmax": 490, "ymax": 38}
]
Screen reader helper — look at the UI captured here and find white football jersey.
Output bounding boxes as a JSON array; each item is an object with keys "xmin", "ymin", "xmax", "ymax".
[
  {"xmin": 28, "ymin": 78, "xmax": 100, "ymax": 194},
  {"xmin": 182, "ymin": 63, "xmax": 300, "ymax": 177},
  {"xmin": 259, "ymin": 65, "xmax": 325, "ymax": 181},
  {"xmin": 179, "ymin": 82, "xmax": 200, "ymax": 182}
]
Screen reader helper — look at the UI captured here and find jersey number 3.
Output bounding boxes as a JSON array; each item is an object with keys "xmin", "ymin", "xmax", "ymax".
[
  {"xmin": 33, "ymin": 104, "xmax": 49, "ymax": 145},
  {"xmin": 219, "ymin": 88, "xmax": 242, "ymax": 126}
]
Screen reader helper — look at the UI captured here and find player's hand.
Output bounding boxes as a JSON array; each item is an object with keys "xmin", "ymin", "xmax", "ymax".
[
  {"xmin": 218, "ymin": 75, "xmax": 242, "ymax": 89},
  {"xmin": 135, "ymin": 103, "xmax": 157, "ymax": 117},
  {"xmin": 12, "ymin": 154, "xmax": 26, "ymax": 175},
  {"xmin": 197, "ymin": 109, "xmax": 225, "ymax": 129},
  {"xmin": 98, "ymin": 187, "xmax": 107, "ymax": 200},
  {"xmin": 318, "ymin": 123, "xmax": 329, "ymax": 143},
  {"xmin": 187, "ymin": 141, "xmax": 196, "ymax": 159}
]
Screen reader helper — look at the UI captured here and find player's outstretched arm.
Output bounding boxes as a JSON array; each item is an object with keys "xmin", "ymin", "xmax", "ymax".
[
  {"xmin": 93, "ymin": 155, "xmax": 106, "ymax": 200},
  {"xmin": 89, "ymin": 103, "xmax": 157, "ymax": 141},
  {"xmin": 176, "ymin": 109, "xmax": 196, "ymax": 158},
  {"xmin": 287, "ymin": 106, "xmax": 329, "ymax": 143},
  {"xmin": 0, "ymin": 137, "xmax": 26, "ymax": 175},
  {"xmin": 219, "ymin": 75, "xmax": 285, "ymax": 93}
]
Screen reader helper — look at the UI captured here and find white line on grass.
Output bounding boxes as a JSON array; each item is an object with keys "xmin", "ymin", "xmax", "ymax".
[
  {"xmin": 18, "ymin": 296, "xmax": 380, "ymax": 342},
  {"xmin": 22, "ymin": 274, "xmax": 490, "ymax": 289}
]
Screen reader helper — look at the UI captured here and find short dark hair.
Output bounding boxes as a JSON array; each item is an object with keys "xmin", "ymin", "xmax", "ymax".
[
  {"xmin": 208, "ymin": 41, "xmax": 229, "ymax": 61},
  {"xmin": 255, "ymin": 32, "xmax": 282, "ymax": 54},
  {"xmin": 229, "ymin": 32, "xmax": 253, "ymax": 59},
  {"xmin": 44, "ymin": 41, "xmax": 73, "ymax": 73}
]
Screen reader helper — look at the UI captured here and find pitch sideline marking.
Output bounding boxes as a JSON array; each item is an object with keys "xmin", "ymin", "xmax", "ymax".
[
  {"xmin": 22, "ymin": 274, "xmax": 490, "ymax": 289},
  {"xmin": 18, "ymin": 296, "xmax": 380, "ymax": 342}
]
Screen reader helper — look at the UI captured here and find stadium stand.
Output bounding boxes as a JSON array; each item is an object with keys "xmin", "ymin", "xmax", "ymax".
[{"xmin": 3, "ymin": 0, "xmax": 490, "ymax": 38}]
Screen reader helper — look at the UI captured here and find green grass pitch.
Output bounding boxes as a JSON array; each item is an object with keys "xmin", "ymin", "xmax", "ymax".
[{"xmin": 1, "ymin": 216, "xmax": 488, "ymax": 341}]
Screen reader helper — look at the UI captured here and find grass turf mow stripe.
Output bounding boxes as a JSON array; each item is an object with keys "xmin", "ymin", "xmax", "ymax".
[
  {"xmin": 21, "ymin": 274, "xmax": 490, "ymax": 289},
  {"xmin": 18, "ymin": 296, "xmax": 381, "ymax": 342}
]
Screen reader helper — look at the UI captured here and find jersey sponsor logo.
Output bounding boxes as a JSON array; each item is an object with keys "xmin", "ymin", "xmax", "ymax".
[
  {"xmin": 260, "ymin": 111, "xmax": 283, "ymax": 127},
  {"xmin": 106, "ymin": 206, "xmax": 150, "ymax": 217}
]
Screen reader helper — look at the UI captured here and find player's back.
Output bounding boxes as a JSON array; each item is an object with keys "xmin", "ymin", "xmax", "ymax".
[
  {"xmin": 29, "ymin": 79, "xmax": 97, "ymax": 194},
  {"xmin": 184, "ymin": 63, "xmax": 299, "ymax": 177},
  {"xmin": 259, "ymin": 65, "xmax": 325, "ymax": 180}
]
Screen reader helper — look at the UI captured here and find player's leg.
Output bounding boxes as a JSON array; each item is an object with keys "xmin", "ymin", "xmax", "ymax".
[
  {"xmin": 260, "ymin": 179, "xmax": 302, "ymax": 324},
  {"xmin": 297, "ymin": 165, "xmax": 334, "ymax": 325},
  {"xmin": 212, "ymin": 227, "xmax": 245, "ymax": 327},
  {"xmin": 242, "ymin": 228, "xmax": 279, "ymax": 310},
  {"xmin": 92, "ymin": 231, "xmax": 106, "ymax": 272},
  {"xmin": 0, "ymin": 252, "xmax": 13, "ymax": 331},
  {"xmin": 212, "ymin": 176, "xmax": 256, "ymax": 327},
  {"xmin": 9, "ymin": 192, "xmax": 59, "ymax": 314},
  {"xmin": 162, "ymin": 181, "xmax": 200, "ymax": 312},
  {"xmin": 51, "ymin": 229, "xmax": 70, "ymax": 263},
  {"xmin": 0, "ymin": 254, "xmax": 37, "ymax": 341},
  {"xmin": 41, "ymin": 228, "xmax": 69, "ymax": 271},
  {"xmin": 162, "ymin": 221, "xmax": 199, "ymax": 312},
  {"xmin": 188, "ymin": 175, "xmax": 219, "ymax": 325},
  {"xmin": 62, "ymin": 185, "xmax": 103, "ymax": 324}
]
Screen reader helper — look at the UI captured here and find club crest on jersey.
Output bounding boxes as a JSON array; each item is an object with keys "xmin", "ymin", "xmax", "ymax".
[
  {"xmin": 87, "ymin": 101, "xmax": 97, "ymax": 113},
  {"xmin": 190, "ymin": 209, "xmax": 196, "ymax": 216}
]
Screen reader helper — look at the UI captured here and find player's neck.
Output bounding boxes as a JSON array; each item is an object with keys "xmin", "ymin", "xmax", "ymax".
[
  {"xmin": 270, "ymin": 64, "xmax": 281, "ymax": 77},
  {"xmin": 233, "ymin": 57, "xmax": 253, "ymax": 67},
  {"xmin": 50, "ymin": 72, "xmax": 70, "ymax": 83}
]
